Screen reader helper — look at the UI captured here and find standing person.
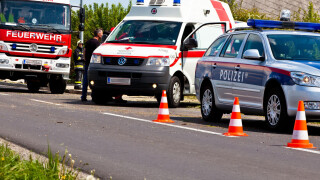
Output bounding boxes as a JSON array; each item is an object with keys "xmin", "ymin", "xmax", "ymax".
[
  {"xmin": 73, "ymin": 40, "xmax": 84, "ymax": 89},
  {"xmin": 81, "ymin": 28, "xmax": 103, "ymax": 102}
]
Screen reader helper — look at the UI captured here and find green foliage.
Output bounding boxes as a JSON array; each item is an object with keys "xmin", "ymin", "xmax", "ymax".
[
  {"xmin": 221, "ymin": 0, "xmax": 271, "ymax": 21},
  {"xmin": 0, "ymin": 144, "xmax": 84, "ymax": 180},
  {"xmin": 70, "ymin": 2, "xmax": 132, "ymax": 80},
  {"xmin": 293, "ymin": 2, "xmax": 320, "ymax": 23}
]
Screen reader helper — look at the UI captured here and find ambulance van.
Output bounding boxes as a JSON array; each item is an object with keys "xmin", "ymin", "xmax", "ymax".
[{"xmin": 88, "ymin": 0, "xmax": 238, "ymax": 107}]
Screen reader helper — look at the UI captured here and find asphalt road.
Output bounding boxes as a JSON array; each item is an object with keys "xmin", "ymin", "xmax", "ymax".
[{"xmin": 1, "ymin": 82, "xmax": 320, "ymax": 180}]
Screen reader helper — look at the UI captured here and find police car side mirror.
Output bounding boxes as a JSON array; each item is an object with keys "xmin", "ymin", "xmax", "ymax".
[
  {"xmin": 243, "ymin": 49, "xmax": 264, "ymax": 61},
  {"xmin": 183, "ymin": 38, "xmax": 198, "ymax": 50}
]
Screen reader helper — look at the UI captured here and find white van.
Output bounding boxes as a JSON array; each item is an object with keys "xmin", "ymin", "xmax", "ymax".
[{"xmin": 88, "ymin": 0, "xmax": 237, "ymax": 107}]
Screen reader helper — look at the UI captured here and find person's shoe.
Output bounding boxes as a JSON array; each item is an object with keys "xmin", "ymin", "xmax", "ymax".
[
  {"xmin": 74, "ymin": 85, "xmax": 82, "ymax": 90},
  {"xmin": 81, "ymin": 98, "xmax": 87, "ymax": 102}
]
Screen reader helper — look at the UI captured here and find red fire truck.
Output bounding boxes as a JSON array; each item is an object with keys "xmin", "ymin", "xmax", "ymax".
[{"xmin": 0, "ymin": 0, "xmax": 72, "ymax": 93}]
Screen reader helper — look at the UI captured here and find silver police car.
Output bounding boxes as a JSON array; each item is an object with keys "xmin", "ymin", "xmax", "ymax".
[{"xmin": 195, "ymin": 19, "xmax": 320, "ymax": 130}]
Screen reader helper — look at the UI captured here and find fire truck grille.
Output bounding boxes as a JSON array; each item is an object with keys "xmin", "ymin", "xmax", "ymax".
[
  {"xmin": 7, "ymin": 42, "xmax": 62, "ymax": 54},
  {"xmin": 103, "ymin": 57, "xmax": 145, "ymax": 66}
]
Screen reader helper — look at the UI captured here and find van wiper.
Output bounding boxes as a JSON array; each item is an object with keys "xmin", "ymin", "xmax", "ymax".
[
  {"xmin": 34, "ymin": 24, "xmax": 61, "ymax": 34},
  {"xmin": 131, "ymin": 41, "xmax": 158, "ymax": 45},
  {"xmin": 106, "ymin": 40, "xmax": 122, "ymax": 43},
  {"xmin": 12, "ymin": 24, "xmax": 30, "ymax": 31}
]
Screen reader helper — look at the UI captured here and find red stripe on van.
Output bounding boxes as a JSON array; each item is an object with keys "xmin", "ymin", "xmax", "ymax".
[{"xmin": 210, "ymin": 0, "xmax": 232, "ymax": 29}]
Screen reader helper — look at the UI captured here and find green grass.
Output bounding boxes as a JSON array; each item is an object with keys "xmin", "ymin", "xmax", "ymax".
[{"xmin": 0, "ymin": 144, "xmax": 82, "ymax": 180}]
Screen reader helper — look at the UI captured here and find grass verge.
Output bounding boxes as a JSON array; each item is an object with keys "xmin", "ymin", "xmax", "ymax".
[{"xmin": 0, "ymin": 144, "xmax": 87, "ymax": 179}]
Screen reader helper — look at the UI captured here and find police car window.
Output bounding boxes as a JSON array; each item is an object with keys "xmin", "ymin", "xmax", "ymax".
[
  {"xmin": 205, "ymin": 36, "xmax": 228, "ymax": 57},
  {"xmin": 242, "ymin": 34, "xmax": 264, "ymax": 59},
  {"xmin": 268, "ymin": 34, "xmax": 320, "ymax": 61},
  {"xmin": 220, "ymin": 34, "xmax": 246, "ymax": 58}
]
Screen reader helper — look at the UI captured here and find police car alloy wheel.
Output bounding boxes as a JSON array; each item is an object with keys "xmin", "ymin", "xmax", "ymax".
[
  {"xmin": 264, "ymin": 87, "xmax": 293, "ymax": 130},
  {"xmin": 202, "ymin": 89, "xmax": 212, "ymax": 117},
  {"xmin": 200, "ymin": 84, "xmax": 223, "ymax": 122}
]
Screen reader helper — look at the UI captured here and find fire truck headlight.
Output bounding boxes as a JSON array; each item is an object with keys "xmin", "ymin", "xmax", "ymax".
[
  {"xmin": 291, "ymin": 72, "xmax": 320, "ymax": 87},
  {"xmin": 146, "ymin": 57, "xmax": 170, "ymax": 66},
  {"xmin": 58, "ymin": 48, "xmax": 68, "ymax": 55},
  {"xmin": 90, "ymin": 54, "xmax": 102, "ymax": 64},
  {"xmin": 0, "ymin": 43, "xmax": 8, "ymax": 52}
]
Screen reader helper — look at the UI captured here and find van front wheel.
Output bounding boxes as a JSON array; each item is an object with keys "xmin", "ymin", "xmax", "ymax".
[{"xmin": 167, "ymin": 76, "xmax": 181, "ymax": 108}]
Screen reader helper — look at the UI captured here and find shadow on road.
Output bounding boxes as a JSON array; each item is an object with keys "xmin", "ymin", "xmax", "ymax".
[
  {"xmin": 64, "ymin": 99, "xmax": 200, "ymax": 108},
  {"xmin": 171, "ymin": 116, "xmax": 320, "ymax": 136}
]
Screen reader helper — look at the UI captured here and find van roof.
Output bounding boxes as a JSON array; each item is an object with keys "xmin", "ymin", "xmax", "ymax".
[
  {"xmin": 125, "ymin": 0, "xmax": 235, "ymax": 28},
  {"xmin": 28, "ymin": 0, "xmax": 70, "ymax": 5}
]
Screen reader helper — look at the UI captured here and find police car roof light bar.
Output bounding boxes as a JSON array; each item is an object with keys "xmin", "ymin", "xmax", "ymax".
[{"xmin": 247, "ymin": 19, "xmax": 320, "ymax": 31}]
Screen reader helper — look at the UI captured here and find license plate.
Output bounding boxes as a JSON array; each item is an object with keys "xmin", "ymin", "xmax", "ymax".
[
  {"xmin": 107, "ymin": 77, "xmax": 131, "ymax": 85},
  {"xmin": 23, "ymin": 59, "xmax": 42, "ymax": 65}
]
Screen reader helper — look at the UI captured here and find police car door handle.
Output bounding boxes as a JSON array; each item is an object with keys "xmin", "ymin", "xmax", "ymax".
[
  {"xmin": 235, "ymin": 65, "xmax": 240, "ymax": 70},
  {"xmin": 212, "ymin": 63, "xmax": 217, "ymax": 69}
]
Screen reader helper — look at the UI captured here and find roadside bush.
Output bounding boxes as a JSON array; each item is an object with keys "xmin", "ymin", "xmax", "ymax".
[{"xmin": 0, "ymin": 144, "xmax": 82, "ymax": 180}]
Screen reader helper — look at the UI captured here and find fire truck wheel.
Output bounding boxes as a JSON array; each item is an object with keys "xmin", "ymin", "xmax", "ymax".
[
  {"xmin": 167, "ymin": 76, "xmax": 181, "ymax": 108},
  {"xmin": 27, "ymin": 80, "xmax": 41, "ymax": 93},
  {"xmin": 49, "ymin": 79, "xmax": 66, "ymax": 94},
  {"xmin": 91, "ymin": 89, "xmax": 113, "ymax": 105}
]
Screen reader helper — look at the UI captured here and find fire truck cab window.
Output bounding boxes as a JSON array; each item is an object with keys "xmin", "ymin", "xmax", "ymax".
[{"xmin": 0, "ymin": 0, "xmax": 70, "ymax": 30}]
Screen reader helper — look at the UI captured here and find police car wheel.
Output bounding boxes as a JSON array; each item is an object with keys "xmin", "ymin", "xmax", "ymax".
[
  {"xmin": 91, "ymin": 89, "xmax": 112, "ymax": 105},
  {"xmin": 200, "ymin": 84, "xmax": 223, "ymax": 122},
  {"xmin": 27, "ymin": 80, "xmax": 41, "ymax": 93},
  {"xmin": 264, "ymin": 88, "xmax": 292, "ymax": 131},
  {"xmin": 167, "ymin": 76, "xmax": 181, "ymax": 108}
]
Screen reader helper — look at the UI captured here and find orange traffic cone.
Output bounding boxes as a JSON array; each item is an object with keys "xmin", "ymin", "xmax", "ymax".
[
  {"xmin": 153, "ymin": 90, "xmax": 174, "ymax": 123},
  {"xmin": 223, "ymin": 97, "xmax": 248, "ymax": 137},
  {"xmin": 287, "ymin": 101, "xmax": 315, "ymax": 148}
]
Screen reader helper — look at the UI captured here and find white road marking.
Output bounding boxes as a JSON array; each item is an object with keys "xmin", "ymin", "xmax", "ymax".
[
  {"xmin": 286, "ymin": 147, "xmax": 320, "ymax": 155},
  {"xmin": 0, "ymin": 93, "xmax": 9, "ymax": 96},
  {"xmin": 30, "ymin": 99, "xmax": 61, "ymax": 106},
  {"xmin": 103, "ymin": 112, "xmax": 223, "ymax": 136}
]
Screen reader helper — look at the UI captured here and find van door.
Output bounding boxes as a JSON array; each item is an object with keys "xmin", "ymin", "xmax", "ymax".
[{"xmin": 182, "ymin": 22, "xmax": 227, "ymax": 94}]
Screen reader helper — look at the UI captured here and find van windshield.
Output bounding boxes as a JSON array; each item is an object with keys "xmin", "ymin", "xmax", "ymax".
[
  {"xmin": 268, "ymin": 34, "xmax": 320, "ymax": 61},
  {"xmin": 107, "ymin": 20, "xmax": 182, "ymax": 45}
]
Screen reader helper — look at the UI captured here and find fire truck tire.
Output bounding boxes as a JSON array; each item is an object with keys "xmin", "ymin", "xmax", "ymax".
[
  {"xmin": 167, "ymin": 76, "xmax": 182, "ymax": 108},
  {"xmin": 27, "ymin": 80, "xmax": 41, "ymax": 93},
  {"xmin": 91, "ymin": 89, "xmax": 113, "ymax": 105},
  {"xmin": 49, "ymin": 79, "xmax": 66, "ymax": 94}
]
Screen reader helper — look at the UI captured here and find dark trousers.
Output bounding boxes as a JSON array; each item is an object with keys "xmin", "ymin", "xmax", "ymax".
[
  {"xmin": 81, "ymin": 64, "xmax": 89, "ymax": 100},
  {"xmin": 74, "ymin": 69, "xmax": 83, "ymax": 88}
]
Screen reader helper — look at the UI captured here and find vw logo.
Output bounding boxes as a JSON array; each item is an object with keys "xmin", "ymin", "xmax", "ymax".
[
  {"xmin": 118, "ymin": 57, "xmax": 127, "ymax": 66},
  {"xmin": 29, "ymin": 43, "xmax": 38, "ymax": 52}
]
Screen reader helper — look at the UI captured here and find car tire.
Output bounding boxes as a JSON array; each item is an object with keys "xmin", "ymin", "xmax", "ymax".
[
  {"xmin": 200, "ymin": 83, "xmax": 223, "ymax": 122},
  {"xmin": 49, "ymin": 78, "xmax": 66, "ymax": 94},
  {"xmin": 91, "ymin": 89, "xmax": 113, "ymax": 105},
  {"xmin": 264, "ymin": 87, "xmax": 294, "ymax": 131},
  {"xmin": 167, "ymin": 76, "xmax": 182, "ymax": 108},
  {"xmin": 27, "ymin": 80, "xmax": 41, "ymax": 93}
]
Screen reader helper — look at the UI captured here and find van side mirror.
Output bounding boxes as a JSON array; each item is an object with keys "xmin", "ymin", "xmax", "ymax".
[
  {"xmin": 243, "ymin": 49, "xmax": 264, "ymax": 60},
  {"xmin": 183, "ymin": 38, "xmax": 198, "ymax": 50}
]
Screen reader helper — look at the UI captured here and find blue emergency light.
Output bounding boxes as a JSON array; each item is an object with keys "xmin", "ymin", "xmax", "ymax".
[
  {"xmin": 247, "ymin": 19, "xmax": 320, "ymax": 31},
  {"xmin": 136, "ymin": 0, "xmax": 144, "ymax": 5},
  {"xmin": 50, "ymin": 47, "xmax": 55, "ymax": 53},
  {"xmin": 173, "ymin": 0, "xmax": 181, "ymax": 5},
  {"xmin": 12, "ymin": 43, "xmax": 17, "ymax": 50}
]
